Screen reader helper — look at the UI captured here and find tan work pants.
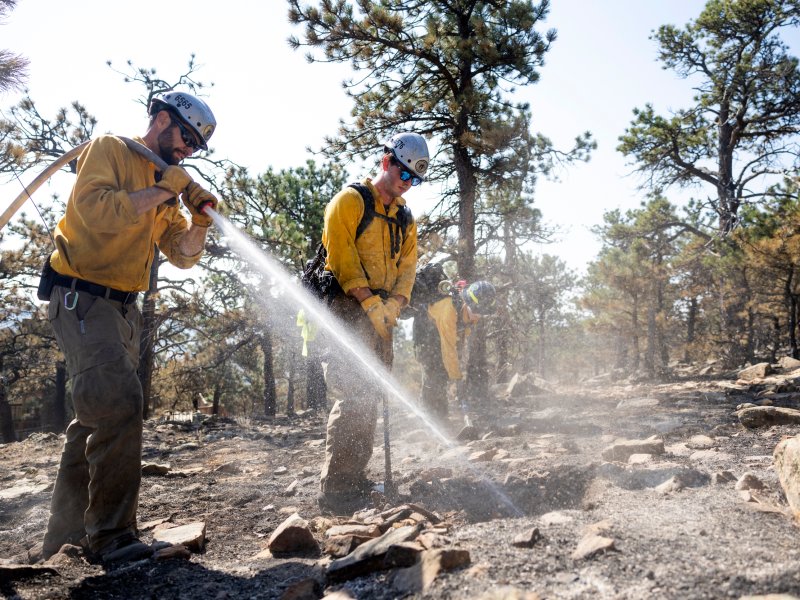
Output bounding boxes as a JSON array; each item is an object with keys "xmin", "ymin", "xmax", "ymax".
[
  {"xmin": 43, "ymin": 285, "xmax": 143, "ymax": 556},
  {"xmin": 320, "ymin": 294, "xmax": 393, "ymax": 494}
]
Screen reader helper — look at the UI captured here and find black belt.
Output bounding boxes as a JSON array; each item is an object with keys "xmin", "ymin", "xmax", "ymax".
[{"xmin": 53, "ymin": 274, "xmax": 138, "ymax": 304}]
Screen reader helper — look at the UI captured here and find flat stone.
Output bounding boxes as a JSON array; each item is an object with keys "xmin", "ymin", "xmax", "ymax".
[
  {"xmin": 572, "ymin": 534, "xmax": 615, "ymax": 560},
  {"xmin": 686, "ymin": 435, "xmax": 715, "ymax": 450},
  {"xmin": 0, "ymin": 481, "xmax": 51, "ymax": 500},
  {"xmin": 153, "ymin": 544, "xmax": 192, "ymax": 561},
  {"xmin": 153, "ymin": 522, "xmax": 206, "ymax": 552},
  {"xmin": 627, "ymin": 453, "xmax": 652, "ymax": 465},
  {"xmin": 737, "ymin": 406, "xmax": 800, "ymax": 428},
  {"xmin": 601, "ymin": 436, "xmax": 664, "ymax": 462},
  {"xmin": 540, "ymin": 511, "xmax": 574, "ymax": 525},
  {"xmin": 326, "ymin": 524, "xmax": 420, "ymax": 583},
  {"xmin": 325, "ymin": 524, "xmax": 381, "ymax": 539}
]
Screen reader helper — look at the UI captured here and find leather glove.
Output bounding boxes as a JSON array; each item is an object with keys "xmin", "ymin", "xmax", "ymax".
[
  {"xmin": 360, "ymin": 295, "xmax": 390, "ymax": 340},
  {"xmin": 154, "ymin": 165, "xmax": 192, "ymax": 196},
  {"xmin": 384, "ymin": 297, "xmax": 403, "ymax": 328},
  {"xmin": 182, "ymin": 182, "xmax": 219, "ymax": 227}
]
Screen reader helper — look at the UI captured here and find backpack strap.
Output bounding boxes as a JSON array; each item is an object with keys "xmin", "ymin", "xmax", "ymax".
[{"xmin": 348, "ymin": 182, "xmax": 413, "ymax": 259}]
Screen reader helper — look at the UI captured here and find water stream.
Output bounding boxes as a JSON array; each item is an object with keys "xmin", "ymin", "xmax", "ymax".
[{"xmin": 207, "ymin": 208, "xmax": 522, "ymax": 517}]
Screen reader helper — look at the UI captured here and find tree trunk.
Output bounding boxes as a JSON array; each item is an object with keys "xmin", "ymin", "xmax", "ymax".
[
  {"xmin": 452, "ymin": 134, "xmax": 477, "ymax": 280},
  {"xmin": 0, "ymin": 381, "xmax": 16, "ymax": 443},
  {"xmin": 261, "ymin": 329, "xmax": 277, "ymax": 417},
  {"xmin": 286, "ymin": 348, "xmax": 296, "ymax": 416},
  {"xmin": 684, "ymin": 297, "xmax": 697, "ymax": 363},
  {"xmin": 465, "ymin": 320, "xmax": 489, "ymax": 405},
  {"xmin": 305, "ymin": 353, "xmax": 326, "ymax": 412},
  {"xmin": 50, "ymin": 361, "xmax": 67, "ymax": 433},
  {"xmin": 212, "ymin": 380, "xmax": 222, "ymax": 415},
  {"xmin": 138, "ymin": 246, "xmax": 160, "ymax": 420}
]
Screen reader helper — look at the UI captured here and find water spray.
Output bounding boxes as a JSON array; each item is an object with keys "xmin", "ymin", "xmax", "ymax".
[{"xmin": 203, "ymin": 207, "xmax": 523, "ymax": 518}]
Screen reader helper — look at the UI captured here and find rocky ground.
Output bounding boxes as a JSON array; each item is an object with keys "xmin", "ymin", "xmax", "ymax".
[{"xmin": 3, "ymin": 363, "xmax": 800, "ymax": 600}]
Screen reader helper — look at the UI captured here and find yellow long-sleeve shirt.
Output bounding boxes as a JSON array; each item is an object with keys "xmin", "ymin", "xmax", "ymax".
[
  {"xmin": 50, "ymin": 135, "xmax": 202, "ymax": 292},
  {"xmin": 322, "ymin": 178, "xmax": 417, "ymax": 298},
  {"xmin": 427, "ymin": 297, "xmax": 480, "ymax": 380}
]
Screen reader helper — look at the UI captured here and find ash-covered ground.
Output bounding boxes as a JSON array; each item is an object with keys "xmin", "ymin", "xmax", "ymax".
[{"xmin": 3, "ymin": 366, "xmax": 800, "ymax": 600}]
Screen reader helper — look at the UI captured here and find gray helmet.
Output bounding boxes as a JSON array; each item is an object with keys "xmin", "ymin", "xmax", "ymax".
[
  {"xmin": 384, "ymin": 132, "xmax": 429, "ymax": 180},
  {"xmin": 149, "ymin": 91, "xmax": 216, "ymax": 150},
  {"xmin": 462, "ymin": 281, "xmax": 496, "ymax": 315}
]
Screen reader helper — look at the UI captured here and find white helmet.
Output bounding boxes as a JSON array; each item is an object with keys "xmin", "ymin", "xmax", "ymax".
[
  {"xmin": 149, "ymin": 91, "xmax": 216, "ymax": 150},
  {"xmin": 384, "ymin": 132, "xmax": 429, "ymax": 180}
]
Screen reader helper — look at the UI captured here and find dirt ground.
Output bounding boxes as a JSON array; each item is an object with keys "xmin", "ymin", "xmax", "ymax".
[{"xmin": 2, "ymin": 368, "xmax": 800, "ymax": 600}]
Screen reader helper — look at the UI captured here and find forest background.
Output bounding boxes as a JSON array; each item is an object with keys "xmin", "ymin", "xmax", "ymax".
[{"xmin": 2, "ymin": 0, "xmax": 800, "ymax": 442}]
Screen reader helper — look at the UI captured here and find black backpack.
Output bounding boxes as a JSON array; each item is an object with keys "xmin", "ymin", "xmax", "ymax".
[
  {"xmin": 410, "ymin": 262, "xmax": 448, "ymax": 310},
  {"xmin": 301, "ymin": 182, "xmax": 412, "ymax": 302}
]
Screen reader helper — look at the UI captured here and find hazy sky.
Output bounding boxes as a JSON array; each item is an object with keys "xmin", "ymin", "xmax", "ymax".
[{"xmin": 4, "ymin": 1, "xmax": 793, "ymax": 273}]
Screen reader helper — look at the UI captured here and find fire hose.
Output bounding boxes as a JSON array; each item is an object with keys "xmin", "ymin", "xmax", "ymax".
[{"xmin": 0, "ymin": 137, "xmax": 194, "ymax": 232}]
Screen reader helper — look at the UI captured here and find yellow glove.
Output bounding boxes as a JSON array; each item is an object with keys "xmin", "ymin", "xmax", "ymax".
[
  {"xmin": 360, "ymin": 295, "xmax": 390, "ymax": 340},
  {"xmin": 182, "ymin": 182, "xmax": 219, "ymax": 227},
  {"xmin": 384, "ymin": 297, "xmax": 402, "ymax": 328},
  {"xmin": 155, "ymin": 165, "xmax": 192, "ymax": 196}
]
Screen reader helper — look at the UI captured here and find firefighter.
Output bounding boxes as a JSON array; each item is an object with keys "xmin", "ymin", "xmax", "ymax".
[
  {"xmin": 39, "ymin": 91, "xmax": 218, "ymax": 564},
  {"xmin": 414, "ymin": 280, "xmax": 497, "ymax": 421},
  {"xmin": 318, "ymin": 132, "xmax": 428, "ymax": 514}
]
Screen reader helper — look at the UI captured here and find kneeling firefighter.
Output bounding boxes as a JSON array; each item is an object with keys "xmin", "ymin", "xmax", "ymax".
[{"xmin": 413, "ymin": 279, "xmax": 497, "ymax": 426}]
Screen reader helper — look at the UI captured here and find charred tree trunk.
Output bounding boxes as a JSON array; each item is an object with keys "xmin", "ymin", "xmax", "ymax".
[
  {"xmin": 785, "ymin": 268, "xmax": 798, "ymax": 359},
  {"xmin": 51, "ymin": 361, "xmax": 67, "ymax": 433},
  {"xmin": 452, "ymin": 122, "xmax": 477, "ymax": 281},
  {"xmin": 261, "ymin": 329, "xmax": 277, "ymax": 417},
  {"xmin": 684, "ymin": 297, "xmax": 697, "ymax": 363},
  {"xmin": 286, "ymin": 348, "xmax": 296, "ymax": 416},
  {"xmin": 212, "ymin": 380, "xmax": 222, "ymax": 415},
  {"xmin": 306, "ymin": 352, "xmax": 327, "ymax": 412},
  {"xmin": 0, "ymin": 380, "xmax": 16, "ymax": 443},
  {"xmin": 465, "ymin": 320, "xmax": 489, "ymax": 405},
  {"xmin": 138, "ymin": 247, "xmax": 160, "ymax": 420}
]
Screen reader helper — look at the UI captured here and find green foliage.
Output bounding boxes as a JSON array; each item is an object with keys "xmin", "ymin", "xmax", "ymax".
[{"xmin": 618, "ymin": 0, "xmax": 800, "ymax": 233}]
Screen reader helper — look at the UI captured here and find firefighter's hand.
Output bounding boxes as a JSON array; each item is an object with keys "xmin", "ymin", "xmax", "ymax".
[
  {"xmin": 361, "ymin": 295, "xmax": 390, "ymax": 340},
  {"xmin": 384, "ymin": 297, "xmax": 403, "ymax": 328},
  {"xmin": 155, "ymin": 166, "xmax": 192, "ymax": 196},
  {"xmin": 182, "ymin": 182, "xmax": 218, "ymax": 227}
]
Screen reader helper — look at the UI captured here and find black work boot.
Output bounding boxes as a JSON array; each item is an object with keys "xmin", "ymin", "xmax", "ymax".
[{"xmin": 96, "ymin": 534, "xmax": 153, "ymax": 566}]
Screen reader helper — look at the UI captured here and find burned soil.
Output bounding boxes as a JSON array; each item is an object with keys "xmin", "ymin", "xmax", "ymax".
[{"xmin": 3, "ymin": 368, "xmax": 800, "ymax": 599}]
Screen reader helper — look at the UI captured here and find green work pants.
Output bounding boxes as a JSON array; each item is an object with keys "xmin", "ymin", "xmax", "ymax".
[
  {"xmin": 320, "ymin": 294, "xmax": 393, "ymax": 494},
  {"xmin": 42, "ymin": 285, "xmax": 143, "ymax": 556}
]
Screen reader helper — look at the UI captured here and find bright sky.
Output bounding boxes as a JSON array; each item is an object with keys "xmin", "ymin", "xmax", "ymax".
[{"xmin": 4, "ymin": 0, "xmax": 792, "ymax": 274}]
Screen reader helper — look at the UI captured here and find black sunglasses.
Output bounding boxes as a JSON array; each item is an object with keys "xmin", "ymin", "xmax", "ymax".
[
  {"xmin": 390, "ymin": 156, "xmax": 422, "ymax": 186},
  {"xmin": 171, "ymin": 117, "xmax": 201, "ymax": 151}
]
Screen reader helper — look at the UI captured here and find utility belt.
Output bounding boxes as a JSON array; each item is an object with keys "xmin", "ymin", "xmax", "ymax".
[{"xmin": 37, "ymin": 258, "xmax": 138, "ymax": 305}]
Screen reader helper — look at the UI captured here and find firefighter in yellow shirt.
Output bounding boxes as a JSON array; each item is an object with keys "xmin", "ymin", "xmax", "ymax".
[
  {"xmin": 414, "ymin": 280, "xmax": 497, "ymax": 421},
  {"xmin": 318, "ymin": 132, "xmax": 428, "ymax": 515},
  {"xmin": 39, "ymin": 91, "xmax": 219, "ymax": 565}
]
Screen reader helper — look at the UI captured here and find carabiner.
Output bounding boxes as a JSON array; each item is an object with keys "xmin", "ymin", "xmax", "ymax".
[{"xmin": 64, "ymin": 291, "xmax": 79, "ymax": 311}]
